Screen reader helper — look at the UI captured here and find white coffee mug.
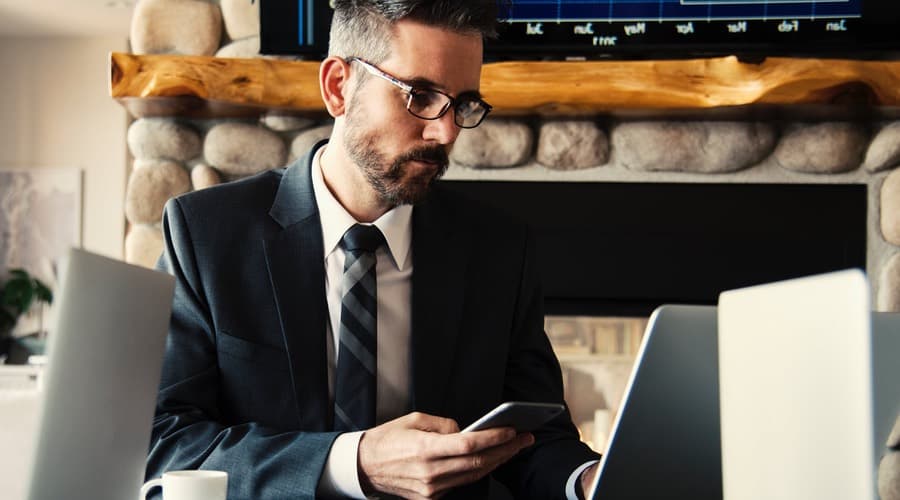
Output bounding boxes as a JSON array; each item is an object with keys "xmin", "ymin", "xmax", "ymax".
[{"xmin": 140, "ymin": 470, "xmax": 228, "ymax": 500}]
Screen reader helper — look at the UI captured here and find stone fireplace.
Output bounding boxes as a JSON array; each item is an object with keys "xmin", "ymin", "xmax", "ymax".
[
  {"xmin": 120, "ymin": 1, "xmax": 900, "ymax": 314},
  {"xmin": 123, "ymin": 111, "xmax": 897, "ymax": 453},
  {"xmin": 121, "ymin": 0, "xmax": 900, "ymax": 311},
  {"xmin": 124, "ymin": 114, "xmax": 900, "ymax": 311}
]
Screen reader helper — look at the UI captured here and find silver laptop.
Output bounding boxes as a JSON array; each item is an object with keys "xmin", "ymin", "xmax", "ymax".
[
  {"xmin": 585, "ymin": 277, "xmax": 899, "ymax": 500},
  {"xmin": 718, "ymin": 270, "xmax": 874, "ymax": 500},
  {"xmin": 587, "ymin": 304, "xmax": 721, "ymax": 499},
  {"xmin": 25, "ymin": 248, "xmax": 175, "ymax": 500}
]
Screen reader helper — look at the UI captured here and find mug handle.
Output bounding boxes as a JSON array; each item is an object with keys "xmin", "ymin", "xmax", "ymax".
[{"xmin": 140, "ymin": 478, "xmax": 163, "ymax": 499}]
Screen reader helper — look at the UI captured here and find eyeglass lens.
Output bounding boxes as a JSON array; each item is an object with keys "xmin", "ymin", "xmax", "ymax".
[{"xmin": 407, "ymin": 89, "xmax": 488, "ymax": 128}]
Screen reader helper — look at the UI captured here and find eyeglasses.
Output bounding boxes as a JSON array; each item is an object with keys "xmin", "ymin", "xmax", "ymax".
[{"xmin": 346, "ymin": 57, "xmax": 492, "ymax": 129}]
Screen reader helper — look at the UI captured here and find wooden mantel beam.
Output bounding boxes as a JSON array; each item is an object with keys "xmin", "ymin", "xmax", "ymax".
[{"xmin": 109, "ymin": 52, "xmax": 900, "ymax": 118}]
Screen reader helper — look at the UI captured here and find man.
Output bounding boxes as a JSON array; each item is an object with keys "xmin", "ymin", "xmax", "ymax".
[{"xmin": 147, "ymin": 1, "xmax": 600, "ymax": 498}]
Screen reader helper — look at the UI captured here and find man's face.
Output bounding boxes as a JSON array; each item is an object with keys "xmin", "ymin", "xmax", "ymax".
[{"xmin": 342, "ymin": 20, "xmax": 483, "ymax": 206}]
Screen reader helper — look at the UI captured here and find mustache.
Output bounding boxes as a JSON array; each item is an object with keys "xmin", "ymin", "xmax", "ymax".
[{"xmin": 396, "ymin": 146, "xmax": 449, "ymax": 167}]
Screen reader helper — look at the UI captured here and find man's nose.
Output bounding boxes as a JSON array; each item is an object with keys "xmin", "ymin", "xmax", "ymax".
[{"xmin": 422, "ymin": 109, "xmax": 462, "ymax": 145}]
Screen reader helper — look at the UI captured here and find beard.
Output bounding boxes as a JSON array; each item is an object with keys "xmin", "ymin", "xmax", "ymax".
[{"xmin": 344, "ymin": 98, "xmax": 449, "ymax": 206}]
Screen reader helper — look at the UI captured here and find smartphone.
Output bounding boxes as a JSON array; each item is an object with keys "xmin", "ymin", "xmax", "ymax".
[{"xmin": 461, "ymin": 401, "xmax": 565, "ymax": 433}]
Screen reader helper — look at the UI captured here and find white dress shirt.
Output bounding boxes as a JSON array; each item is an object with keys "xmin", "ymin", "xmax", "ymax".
[
  {"xmin": 313, "ymin": 147, "xmax": 412, "ymax": 498},
  {"xmin": 310, "ymin": 147, "xmax": 592, "ymax": 499}
]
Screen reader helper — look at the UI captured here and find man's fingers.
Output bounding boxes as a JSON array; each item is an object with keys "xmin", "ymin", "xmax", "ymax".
[
  {"xmin": 417, "ymin": 432, "xmax": 535, "ymax": 484},
  {"xmin": 372, "ymin": 475, "xmax": 449, "ymax": 500},
  {"xmin": 415, "ymin": 434, "xmax": 535, "ymax": 494},
  {"xmin": 403, "ymin": 412, "xmax": 460, "ymax": 434},
  {"xmin": 358, "ymin": 412, "xmax": 535, "ymax": 499},
  {"xmin": 424, "ymin": 426, "xmax": 521, "ymax": 458}
]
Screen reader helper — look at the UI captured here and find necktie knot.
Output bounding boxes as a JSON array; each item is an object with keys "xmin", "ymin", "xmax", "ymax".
[{"xmin": 342, "ymin": 224, "xmax": 384, "ymax": 253}]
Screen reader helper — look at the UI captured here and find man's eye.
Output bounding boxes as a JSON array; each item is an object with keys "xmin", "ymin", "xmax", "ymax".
[{"xmin": 410, "ymin": 90, "xmax": 441, "ymax": 108}]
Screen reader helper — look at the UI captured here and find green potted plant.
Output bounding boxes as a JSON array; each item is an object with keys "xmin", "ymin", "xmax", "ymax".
[{"xmin": 0, "ymin": 269, "xmax": 53, "ymax": 362}]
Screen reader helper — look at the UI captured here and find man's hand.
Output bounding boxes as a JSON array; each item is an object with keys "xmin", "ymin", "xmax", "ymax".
[
  {"xmin": 357, "ymin": 412, "xmax": 534, "ymax": 499},
  {"xmin": 578, "ymin": 463, "xmax": 599, "ymax": 499}
]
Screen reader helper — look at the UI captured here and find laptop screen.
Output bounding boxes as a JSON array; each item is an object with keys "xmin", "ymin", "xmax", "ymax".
[
  {"xmin": 26, "ymin": 249, "xmax": 174, "ymax": 500},
  {"xmin": 587, "ymin": 305, "xmax": 721, "ymax": 499}
]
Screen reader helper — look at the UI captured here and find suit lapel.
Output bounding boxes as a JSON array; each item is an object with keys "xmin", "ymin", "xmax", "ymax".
[
  {"xmin": 410, "ymin": 191, "xmax": 470, "ymax": 415},
  {"xmin": 262, "ymin": 146, "xmax": 473, "ymax": 425},
  {"xmin": 263, "ymin": 143, "xmax": 331, "ymax": 431}
]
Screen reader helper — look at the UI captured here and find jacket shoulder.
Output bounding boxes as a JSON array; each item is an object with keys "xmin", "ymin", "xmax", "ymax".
[{"xmin": 172, "ymin": 168, "xmax": 285, "ymax": 214}]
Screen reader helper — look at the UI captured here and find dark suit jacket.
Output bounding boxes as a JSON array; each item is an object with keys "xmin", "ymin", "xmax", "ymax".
[{"xmin": 147, "ymin": 142, "xmax": 599, "ymax": 499}]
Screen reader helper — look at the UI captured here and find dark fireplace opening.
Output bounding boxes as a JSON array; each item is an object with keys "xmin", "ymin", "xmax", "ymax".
[
  {"xmin": 442, "ymin": 180, "xmax": 867, "ymax": 454},
  {"xmin": 442, "ymin": 181, "xmax": 868, "ymax": 317}
]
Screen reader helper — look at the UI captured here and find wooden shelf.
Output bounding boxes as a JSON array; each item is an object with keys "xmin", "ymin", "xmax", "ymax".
[{"xmin": 109, "ymin": 51, "xmax": 900, "ymax": 118}]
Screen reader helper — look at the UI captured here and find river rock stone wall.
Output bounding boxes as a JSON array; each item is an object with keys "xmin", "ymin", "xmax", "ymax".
[
  {"xmin": 124, "ymin": 113, "xmax": 900, "ymax": 314},
  {"xmin": 124, "ymin": 1, "xmax": 900, "ymax": 315}
]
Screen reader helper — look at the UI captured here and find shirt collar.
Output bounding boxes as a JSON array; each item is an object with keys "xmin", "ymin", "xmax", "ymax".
[{"xmin": 311, "ymin": 145, "xmax": 413, "ymax": 270}]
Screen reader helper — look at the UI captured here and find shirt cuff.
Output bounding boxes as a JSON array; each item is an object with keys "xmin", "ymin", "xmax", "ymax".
[
  {"xmin": 318, "ymin": 431, "xmax": 366, "ymax": 499},
  {"xmin": 566, "ymin": 460, "xmax": 600, "ymax": 500}
]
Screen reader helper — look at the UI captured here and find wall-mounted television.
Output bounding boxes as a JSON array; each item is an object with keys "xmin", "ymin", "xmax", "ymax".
[{"xmin": 259, "ymin": 0, "xmax": 900, "ymax": 60}]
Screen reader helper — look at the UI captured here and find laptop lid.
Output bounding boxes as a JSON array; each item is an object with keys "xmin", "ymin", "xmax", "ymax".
[
  {"xmin": 26, "ymin": 248, "xmax": 175, "ymax": 500},
  {"xmin": 588, "ymin": 304, "xmax": 721, "ymax": 499},
  {"xmin": 718, "ymin": 270, "xmax": 874, "ymax": 500}
]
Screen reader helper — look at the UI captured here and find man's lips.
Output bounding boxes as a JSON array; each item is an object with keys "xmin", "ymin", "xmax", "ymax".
[
  {"xmin": 409, "ymin": 158, "xmax": 440, "ymax": 169},
  {"xmin": 400, "ymin": 146, "xmax": 448, "ymax": 169}
]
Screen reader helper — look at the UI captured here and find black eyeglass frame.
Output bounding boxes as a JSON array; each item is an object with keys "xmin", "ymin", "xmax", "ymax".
[{"xmin": 346, "ymin": 57, "xmax": 492, "ymax": 129}]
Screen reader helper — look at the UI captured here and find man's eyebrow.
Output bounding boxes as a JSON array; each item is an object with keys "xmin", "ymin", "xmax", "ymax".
[
  {"xmin": 405, "ymin": 76, "xmax": 483, "ymax": 99},
  {"xmin": 405, "ymin": 76, "xmax": 440, "ymax": 88},
  {"xmin": 457, "ymin": 89, "xmax": 484, "ymax": 100}
]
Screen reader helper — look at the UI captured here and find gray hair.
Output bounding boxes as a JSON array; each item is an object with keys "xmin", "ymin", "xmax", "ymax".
[{"xmin": 328, "ymin": 0, "xmax": 501, "ymax": 63}]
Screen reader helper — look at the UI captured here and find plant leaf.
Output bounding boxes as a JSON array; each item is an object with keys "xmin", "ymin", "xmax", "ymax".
[
  {"xmin": 34, "ymin": 280, "xmax": 53, "ymax": 304},
  {"xmin": 8, "ymin": 269, "xmax": 29, "ymax": 281},
  {"xmin": 3, "ymin": 280, "xmax": 35, "ymax": 315}
]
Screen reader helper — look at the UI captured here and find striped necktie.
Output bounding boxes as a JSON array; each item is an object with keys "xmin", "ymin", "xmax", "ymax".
[{"xmin": 333, "ymin": 223, "xmax": 384, "ymax": 431}]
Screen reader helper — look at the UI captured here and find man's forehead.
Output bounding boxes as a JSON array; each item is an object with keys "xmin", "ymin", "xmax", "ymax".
[{"xmin": 382, "ymin": 20, "xmax": 483, "ymax": 91}]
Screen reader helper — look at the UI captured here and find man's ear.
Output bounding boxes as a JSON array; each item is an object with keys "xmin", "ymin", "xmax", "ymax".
[{"xmin": 319, "ymin": 56, "xmax": 351, "ymax": 117}]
